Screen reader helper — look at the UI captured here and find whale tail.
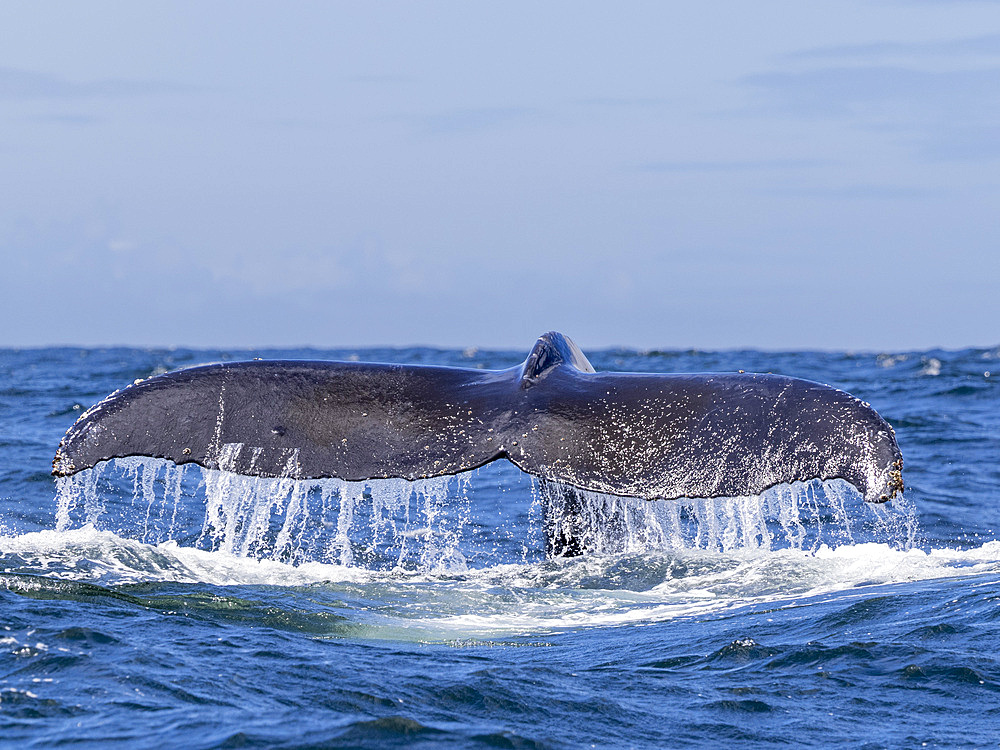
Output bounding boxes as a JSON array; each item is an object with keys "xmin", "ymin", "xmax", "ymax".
[{"xmin": 53, "ymin": 332, "xmax": 903, "ymax": 507}]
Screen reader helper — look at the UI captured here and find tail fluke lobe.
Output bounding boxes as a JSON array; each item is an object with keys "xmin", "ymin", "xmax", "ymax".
[
  {"xmin": 53, "ymin": 361, "xmax": 506, "ymax": 482},
  {"xmin": 507, "ymin": 369, "xmax": 903, "ymax": 503}
]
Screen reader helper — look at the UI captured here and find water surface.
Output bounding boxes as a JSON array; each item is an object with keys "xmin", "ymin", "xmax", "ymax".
[{"xmin": 1, "ymin": 345, "xmax": 998, "ymax": 748}]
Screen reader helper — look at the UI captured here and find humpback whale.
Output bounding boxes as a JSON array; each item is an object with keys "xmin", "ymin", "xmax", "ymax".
[{"xmin": 52, "ymin": 332, "xmax": 904, "ymax": 515}]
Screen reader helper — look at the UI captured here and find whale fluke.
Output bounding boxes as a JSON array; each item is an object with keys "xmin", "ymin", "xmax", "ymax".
[{"xmin": 52, "ymin": 332, "xmax": 903, "ymax": 503}]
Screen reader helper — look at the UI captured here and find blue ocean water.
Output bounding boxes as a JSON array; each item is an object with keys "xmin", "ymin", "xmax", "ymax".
[{"xmin": 1, "ymin": 344, "xmax": 998, "ymax": 748}]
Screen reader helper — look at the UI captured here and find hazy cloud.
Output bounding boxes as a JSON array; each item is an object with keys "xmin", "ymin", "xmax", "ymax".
[
  {"xmin": 347, "ymin": 74, "xmax": 415, "ymax": 85},
  {"xmin": 744, "ymin": 25, "xmax": 1000, "ymax": 162},
  {"xmin": 788, "ymin": 33, "xmax": 1000, "ymax": 61},
  {"xmin": 399, "ymin": 106, "xmax": 540, "ymax": 135},
  {"xmin": 639, "ymin": 158, "xmax": 828, "ymax": 173},
  {"xmin": 0, "ymin": 67, "xmax": 189, "ymax": 100},
  {"xmin": 923, "ymin": 124, "xmax": 1000, "ymax": 160},
  {"xmin": 32, "ymin": 113, "xmax": 100, "ymax": 126},
  {"xmin": 766, "ymin": 184, "xmax": 942, "ymax": 199},
  {"xmin": 744, "ymin": 66, "xmax": 1000, "ymax": 118},
  {"xmin": 576, "ymin": 97, "xmax": 673, "ymax": 110}
]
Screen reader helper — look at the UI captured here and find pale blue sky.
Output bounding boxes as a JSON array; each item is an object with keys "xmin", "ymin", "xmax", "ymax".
[{"xmin": 2, "ymin": 1, "xmax": 998, "ymax": 350}]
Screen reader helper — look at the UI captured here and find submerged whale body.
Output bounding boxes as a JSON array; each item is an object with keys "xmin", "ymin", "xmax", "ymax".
[{"xmin": 52, "ymin": 332, "xmax": 903, "ymax": 510}]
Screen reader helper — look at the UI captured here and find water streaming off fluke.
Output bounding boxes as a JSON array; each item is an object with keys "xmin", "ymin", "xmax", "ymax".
[{"xmin": 53, "ymin": 455, "xmax": 918, "ymax": 572}]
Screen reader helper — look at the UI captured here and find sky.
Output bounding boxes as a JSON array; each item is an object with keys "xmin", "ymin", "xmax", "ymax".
[{"xmin": 1, "ymin": 1, "xmax": 998, "ymax": 351}]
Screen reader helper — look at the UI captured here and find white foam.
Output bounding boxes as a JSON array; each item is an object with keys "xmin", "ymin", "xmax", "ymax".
[
  {"xmin": 412, "ymin": 541, "xmax": 1000, "ymax": 637},
  {"xmin": 0, "ymin": 526, "xmax": 363, "ymax": 587}
]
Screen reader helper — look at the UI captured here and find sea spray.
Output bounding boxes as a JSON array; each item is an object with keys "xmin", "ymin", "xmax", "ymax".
[{"xmin": 54, "ymin": 457, "xmax": 919, "ymax": 570}]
